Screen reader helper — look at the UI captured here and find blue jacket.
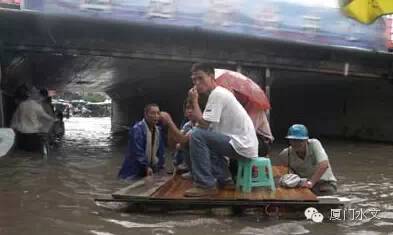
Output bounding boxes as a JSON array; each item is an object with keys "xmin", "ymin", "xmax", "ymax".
[{"xmin": 118, "ymin": 120, "xmax": 165, "ymax": 179}]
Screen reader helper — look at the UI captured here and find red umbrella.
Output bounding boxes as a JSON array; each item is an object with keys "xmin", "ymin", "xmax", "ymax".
[{"xmin": 215, "ymin": 69, "xmax": 271, "ymax": 110}]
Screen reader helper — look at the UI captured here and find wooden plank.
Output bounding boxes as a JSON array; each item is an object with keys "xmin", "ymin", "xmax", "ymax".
[
  {"xmin": 150, "ymin": 165, "xmax": 317, "ymax": 201},
  {"xmin": 95, "ymin": 197, "xmax": 344, "ymax": 207},
  {"xmin": 112, "ymin": 173, "xmax": 172, "ymax": 199},
  {"xmin": 94, "ymin": 196, "xmax": 345, "ymax": 220},
  {"xmin": 113, "ymin": 165, "xmax": 317, "ymax": 202},
  {"xmin": 97, "ymin": 165, "xmax": 345, "ymax": 218},
  {"xmin": 152, "ymin": 175, "xmax": 317, "ymax": 201}
]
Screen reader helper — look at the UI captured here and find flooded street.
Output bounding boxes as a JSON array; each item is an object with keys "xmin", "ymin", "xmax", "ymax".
[{"xmin": 1, "ymin": 117, "xmax": 393, "ymax": 235}]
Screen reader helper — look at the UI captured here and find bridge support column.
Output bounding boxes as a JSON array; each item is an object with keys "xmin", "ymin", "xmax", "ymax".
[
  {"xmin": 236, "ymin": 65, "xmax": 272, "ymax": 119},
  {"xmin": 111, "ymin": 98, "xmax": 145, "ymax": 133},
  {"xmin": 0, "ymin": 44, "xmax": 4, "ymax": 127},
  {"xmin": 264, "ymin": 67, "xmax": 274, "ymax": 121}
]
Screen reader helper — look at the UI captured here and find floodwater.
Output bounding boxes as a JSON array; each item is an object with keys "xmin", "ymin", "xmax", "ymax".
[{"xmin": 1, "ymin": 117, "xmax": 393, "ymax": 235}]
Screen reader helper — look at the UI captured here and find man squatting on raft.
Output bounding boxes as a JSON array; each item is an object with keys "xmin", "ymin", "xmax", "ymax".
[{"xmin": 279, "ymin": 124, "xmax": 337, "ymax": 196}]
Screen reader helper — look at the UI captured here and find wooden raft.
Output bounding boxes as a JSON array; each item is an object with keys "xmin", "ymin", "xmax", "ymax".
[{"xmin": 111, "ymin": 165, "xmax": 319, "ymax": 205}]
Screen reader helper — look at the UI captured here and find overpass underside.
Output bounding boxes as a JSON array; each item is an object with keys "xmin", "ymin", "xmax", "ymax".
[{"xmin": 1, "ymin": 10, "xmax": 393, "ymax": 142}]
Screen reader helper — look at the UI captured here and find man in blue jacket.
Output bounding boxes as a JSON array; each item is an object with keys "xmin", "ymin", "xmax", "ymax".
[{"xmin": 118, "ymin": 104, "xmax": 165, "ymax": 180}]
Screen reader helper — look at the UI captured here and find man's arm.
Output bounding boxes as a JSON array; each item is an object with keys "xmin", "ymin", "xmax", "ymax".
[
  {"xmin": 302, "ymin": 140, "xmax": 330, "ymax": 188},
  {"xmin": 35, "ymin": 101, "xmax": 56, "ymax": 122},
  {"xmin": 306, "ymin": 160, "xmax": 329, "ymax": 188},
  {"xmin": 191, "ymin": 98, "xmax": 210, "ymax": 128},
  {"xmin": 160, "ymin": 112, "xmax": 189, "ymax": 144}
]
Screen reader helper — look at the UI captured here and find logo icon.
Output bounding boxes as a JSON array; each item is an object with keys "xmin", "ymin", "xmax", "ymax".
[{"xmin": 304, "ymin": 207, "xmax": 324, "ymax": 223}]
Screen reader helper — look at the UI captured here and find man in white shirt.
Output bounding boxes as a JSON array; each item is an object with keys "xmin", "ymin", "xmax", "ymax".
[
  {"xmin": 11, "ymin": 88, "xmax": 56, "ymax": 153},
  {"xmin": 184, "ymin": 63, "xmax": 259, "ymax": 197}
]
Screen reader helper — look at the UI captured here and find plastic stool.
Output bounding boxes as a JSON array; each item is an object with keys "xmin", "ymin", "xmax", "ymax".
[{"xmin": 236, "ymin": 157, "xmax": 276, "ymax": 193}]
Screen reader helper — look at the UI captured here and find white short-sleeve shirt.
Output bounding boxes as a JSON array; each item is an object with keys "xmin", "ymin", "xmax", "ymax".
[{"xmin": 203, "ymin": 86, "xmax": 258, "ymax": 158}]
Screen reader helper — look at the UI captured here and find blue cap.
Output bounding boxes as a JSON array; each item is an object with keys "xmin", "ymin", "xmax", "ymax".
[{"xmin": 286, "ymin": 124, "xmax": 309, "ymax": 140}]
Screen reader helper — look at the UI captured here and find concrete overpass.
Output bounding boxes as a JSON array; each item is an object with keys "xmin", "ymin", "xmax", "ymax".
[{"xmin": 1, "ymin": 9, "xmax": 393, "ymax": 141}]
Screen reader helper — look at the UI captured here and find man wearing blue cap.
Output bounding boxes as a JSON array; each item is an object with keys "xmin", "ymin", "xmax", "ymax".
[{"xmin": 279, "ymin": 124, "xmax": 337, "ymax": 195}]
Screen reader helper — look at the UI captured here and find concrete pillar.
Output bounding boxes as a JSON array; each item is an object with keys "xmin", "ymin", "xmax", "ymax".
[
  {"xmin": 236, "ymin": 65, "xmax": 271, "ymax": 119},
  {"xmin": 236, "ymin": 65, "xmax": 242, "ymax": 73},
  {"xmin": 111, "ymin": 98, "xmax": 144, "ymax": 133},
  {"xmin": 0, "ymin": 63, "xmax": 4, "ymax": 127},
  {"xmin": 111, "ymin": 90, "xmax": 187, "ymax": 134},
  {"xmin": 0, "ymin": 45, "xmax": 4, "ymax": 127},
  {"xmin": 264, "ymin": 67, "xmax": 273, "ymax": 121}
]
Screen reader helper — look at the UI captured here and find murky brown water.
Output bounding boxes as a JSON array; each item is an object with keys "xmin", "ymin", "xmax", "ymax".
[{"xmin": 1, "ymin": 117, "xmax": 393, "ymax": 235}]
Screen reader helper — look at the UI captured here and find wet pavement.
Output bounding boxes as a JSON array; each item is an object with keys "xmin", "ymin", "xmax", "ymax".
[{"xmin": 1, "ymin": 117, "xmax": 393, "ymax": 235}]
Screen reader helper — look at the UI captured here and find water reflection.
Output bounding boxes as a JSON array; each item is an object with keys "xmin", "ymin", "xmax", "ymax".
[
  {"xmin": 239, "ymin": 222, "xmax": 310, "ymax": 235},
  {"xmin": 0, "ymin": 117, "xmax": 392, "ymax": 235}
]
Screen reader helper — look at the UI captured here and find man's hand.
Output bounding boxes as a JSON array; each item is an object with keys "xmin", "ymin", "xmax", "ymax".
[
  {"xmin": 188, "ymin": 86, "xmax": 199, "ymax": 103},
  {"xmin": 146, "ymin": 167, "xmax": 154, "ymax": 176},
  {"xmin": 175, "ymin": 143, "xmax": 181, "ymax": 150},
  {"xmin": 160, "ymin": 111, "xmax": 173, "ymax": 125},
  {"xmin": 300, "ymin": 180, "xmax": 313, "ymax": 189}
]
